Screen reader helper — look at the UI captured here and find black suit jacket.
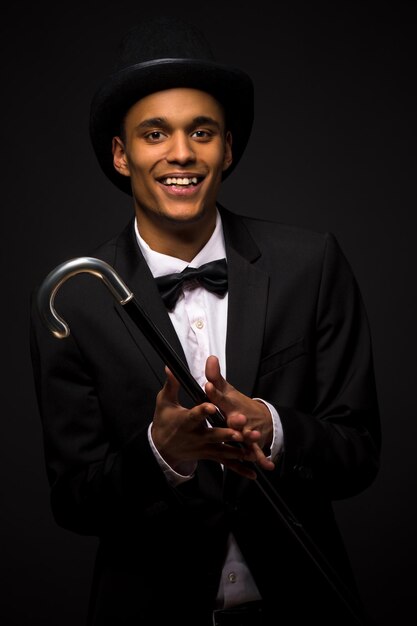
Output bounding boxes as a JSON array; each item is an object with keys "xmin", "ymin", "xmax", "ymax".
[{"xmin": 30, "ymin": 206, "xmax": 380, "ymax": 625}]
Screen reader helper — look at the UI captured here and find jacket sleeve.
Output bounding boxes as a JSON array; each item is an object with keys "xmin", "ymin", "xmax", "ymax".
[
  {"xmin": 29, "ymin": 292, "xmax": 184, "ymax": 536},
  {"xmin": 276, "ymin": 233, "xmax": 381, "ymax": 499}
]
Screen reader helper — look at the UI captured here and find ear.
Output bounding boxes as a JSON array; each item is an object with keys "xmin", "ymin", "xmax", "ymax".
[
  {"xmin": 112, "ymin": 136, "xmax": 131, "ymax": 177},
  {"xmin": 222, "ymin": 131, "xmax": 233, "ymax": 172}
]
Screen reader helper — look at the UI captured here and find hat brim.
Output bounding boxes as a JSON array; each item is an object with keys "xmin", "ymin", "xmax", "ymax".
[{"xmin": 89, "ymin": 58, "xmax": 254, "ymax": 195}]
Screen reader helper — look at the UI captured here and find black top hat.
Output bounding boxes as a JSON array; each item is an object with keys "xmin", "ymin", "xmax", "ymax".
[{"xmin": 89, "ymin": 16, "xmax": 254, "ymax": 195}]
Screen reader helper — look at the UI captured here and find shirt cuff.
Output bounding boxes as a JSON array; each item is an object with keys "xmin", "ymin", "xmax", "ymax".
[
  {"xmin": 147, "ymin": 423, "xmax": 197, "ymax": 486},
  {"xmin": 252, "ymin": 398, "xmax": 284, "ymax": 462}
]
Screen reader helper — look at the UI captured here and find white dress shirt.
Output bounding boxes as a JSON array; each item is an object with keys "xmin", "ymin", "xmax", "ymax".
[{"xmin": 135, "ymin": 210, "xmax": 283, "ymax": 608}]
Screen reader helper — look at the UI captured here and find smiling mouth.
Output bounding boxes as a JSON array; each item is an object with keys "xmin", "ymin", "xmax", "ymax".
[{"xmin": 158, "ymin": 176, "xmax": 203, "ymax": 187}]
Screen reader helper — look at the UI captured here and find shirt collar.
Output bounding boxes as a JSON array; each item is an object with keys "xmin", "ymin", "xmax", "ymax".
[{"xmin": 134, "ymin": 209, "xmax": 227, "ymax": 278}]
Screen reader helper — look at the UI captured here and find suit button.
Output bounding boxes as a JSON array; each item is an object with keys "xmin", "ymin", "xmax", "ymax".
[
  {"xmin": 225, "ymin": 501, "xmax": 238, "ymax": 515},
  {"xmin": 145, "ymin": 500, "xmax": 168, "ymax": 516},
  {"xmin": 293, "ymin": 464, "xmax": 312, "ymax": 479}
]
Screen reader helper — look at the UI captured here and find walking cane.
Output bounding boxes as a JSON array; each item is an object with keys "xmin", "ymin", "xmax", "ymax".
[{"xmin": 37, "ymin": 256, "xmax": 373, "ymax": 625}]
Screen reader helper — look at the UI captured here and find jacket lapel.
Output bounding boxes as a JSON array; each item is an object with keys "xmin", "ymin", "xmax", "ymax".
[{"xmin": 220, "ymin": 206, "xmax": 269, "ymax": 398}]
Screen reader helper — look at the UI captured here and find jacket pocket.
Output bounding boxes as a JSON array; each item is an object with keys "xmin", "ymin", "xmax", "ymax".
[{"xmin": 258, "ymin": 337, "xmax": 307, "ymax": 377}]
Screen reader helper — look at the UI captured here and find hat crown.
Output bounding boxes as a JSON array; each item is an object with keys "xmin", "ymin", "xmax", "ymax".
[{"xmin": 112, "ymin": 17, "xmax": 216, "ymax": 74}]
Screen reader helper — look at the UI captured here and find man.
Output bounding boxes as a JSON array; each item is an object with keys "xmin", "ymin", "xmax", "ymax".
[{"xmin": 30, "ymin": 16, "xmax": 380, "ymax": 626}]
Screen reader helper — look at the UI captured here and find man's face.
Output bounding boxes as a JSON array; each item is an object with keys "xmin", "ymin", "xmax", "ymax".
[{"xmin": 112, "ymin": 88, "xmax": 232, "ymax": 229}]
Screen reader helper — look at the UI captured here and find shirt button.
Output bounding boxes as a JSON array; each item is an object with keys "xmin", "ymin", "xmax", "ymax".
[
  {"xmin": 228, "ymin": 572, "xmax": 237, "ymax": 583},
  {"xmin": 195, "ymin": 319, "xmax": 204, "ymax": 329}
]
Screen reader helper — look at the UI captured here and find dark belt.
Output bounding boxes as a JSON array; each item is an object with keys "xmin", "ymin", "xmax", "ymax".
[{"xmin": 212, "ymin": 601, "xmax": 264, "ymax": 626}]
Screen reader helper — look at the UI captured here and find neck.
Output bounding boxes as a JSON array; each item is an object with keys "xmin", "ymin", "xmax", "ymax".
[{"xmin": 135, "ymin": 208, "xmax": 217, "ymax": 262}]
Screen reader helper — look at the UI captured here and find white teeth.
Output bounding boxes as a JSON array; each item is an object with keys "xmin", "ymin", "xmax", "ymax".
[{"xmin": 162, "ymin": 177, "xmax": 199, "ymax": 186}]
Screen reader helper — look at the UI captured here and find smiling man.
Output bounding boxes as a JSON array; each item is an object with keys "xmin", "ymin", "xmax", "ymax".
[
  {"xmin": 112, "ymin": 88, "xmax": 233, "ymax": 260},
  {"xmin": 30, "ymin": 15, "xmax": 381, "ymax": 626}
]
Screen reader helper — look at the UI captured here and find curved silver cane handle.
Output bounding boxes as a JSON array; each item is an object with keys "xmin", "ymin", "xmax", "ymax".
[{"xmin": 37, "ymin": 257, "xmax": 133, "ymax": 338}]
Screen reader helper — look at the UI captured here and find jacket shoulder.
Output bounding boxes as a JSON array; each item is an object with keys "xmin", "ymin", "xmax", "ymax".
[
  {"xmin": 90, "ymin": 219, "xmax": 134, "ymax": 264},
  {"xmin": 241, "ymin": 213, "xmax": 330, "ymax": 248}
]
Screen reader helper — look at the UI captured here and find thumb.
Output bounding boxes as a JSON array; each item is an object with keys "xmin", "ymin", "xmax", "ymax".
[
  {"xmin": 205, "ymin": 355, "xmax": 226, "ymax": 391},
  {"xmin": 160, "ymin": 366, "xmax": 180, "ymax": 403}
]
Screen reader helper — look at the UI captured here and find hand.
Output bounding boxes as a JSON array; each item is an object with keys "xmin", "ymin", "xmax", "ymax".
[
  {"xmin": 151, "ymin": 367, "xmax": 261, "ymax": 479},
  {"xmin": 204, "ymin": 355, "xmax": 275, "ymax": 473}
]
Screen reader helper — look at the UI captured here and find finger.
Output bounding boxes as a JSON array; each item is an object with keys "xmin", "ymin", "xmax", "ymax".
[
  {"xmin": 205, "ymin": 355, "xmax": 226, "ymax": 390},
  {"xmin": 227, "ymin": 412, "xmax": 249, "ymax": 431},
  {"xmin": 219, "ymin": 434, "xmax": 274, "ymax": 471},
  {"xmin": 221, "ymin": 441, "xmax": 275, "ymax": 474},
  {"xmin": 222, "ymin": 459, "xmax": 258, "ymax": 480},
  {"xmin": 188, "ymin": 400, "xmax": 218, "ymax": 426},
  {"xmin": 204, "ymin": 376, "xmax": 235, "ymax": 411},
  {"xmin": 160, "ymin": 366, "xmax": 181, "ymax": 402},
  {"xmin": 204, "ymin": 425, "xmax": 245, "ymax": 445},
  {"xmin": 250, "ymin": 442, "xmax": 276, "ymax": 471},
  {"xmin": 241, "ymin": 427, "xmax": 261, "ymax": 443}
]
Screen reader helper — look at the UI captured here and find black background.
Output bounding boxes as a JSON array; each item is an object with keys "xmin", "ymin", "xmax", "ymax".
[{"xmin": 1, "ymin": 1, "xmax": 416, "ymax": 625}]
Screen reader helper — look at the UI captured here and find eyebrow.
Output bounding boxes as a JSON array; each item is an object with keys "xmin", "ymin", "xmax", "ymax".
[
  {"xmin": 136, "ymin": 117, "xmax": 167, "ymax": 130},
  {"xmin": 191, "ymin": 116, "xmax": 222, "ymax": 130},
  {"xmin": 135, "ymin": 116, "xmax": 222, "ymax": 131}
]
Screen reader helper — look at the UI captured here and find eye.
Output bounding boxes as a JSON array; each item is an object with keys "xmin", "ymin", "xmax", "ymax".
[
  {"xmin": 191, "ymin": 129, "xmax": 212, "ymax": 139},
  {"xmin": 145, "ymin": 131, "xmax": 166, "ymax": 142}
]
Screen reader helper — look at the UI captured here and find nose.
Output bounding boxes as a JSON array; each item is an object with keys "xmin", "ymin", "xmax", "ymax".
[{"xmin": 166, "ymin": 131, "xmax": 196, "ymax": 165}]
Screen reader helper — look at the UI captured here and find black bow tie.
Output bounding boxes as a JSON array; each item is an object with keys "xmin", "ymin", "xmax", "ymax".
[{"xmin": 155, "ymin": 259, "xmax": 228, "ymax": 310}]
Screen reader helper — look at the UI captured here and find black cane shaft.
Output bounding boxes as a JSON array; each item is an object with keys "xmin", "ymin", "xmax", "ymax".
[
  {"xmin": 123, "ymin": 297, "xmax": 372, "ymax": 625},
  {"xmin": 123, "ymin": 298, "xmax": 221, "ymax": 417}
]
